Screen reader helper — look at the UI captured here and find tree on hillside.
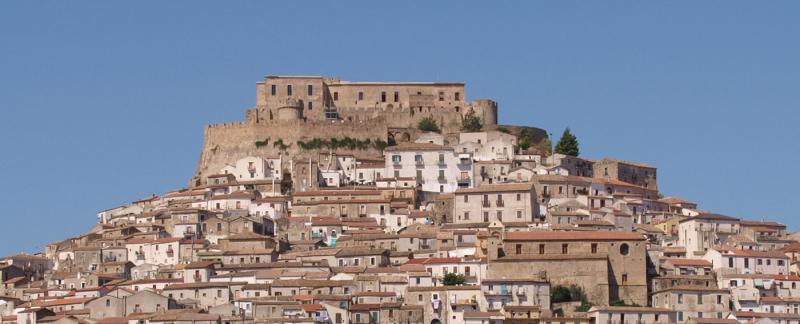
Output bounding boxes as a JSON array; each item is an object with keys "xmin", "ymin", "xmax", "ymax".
[
  {"xmin": 461, "ymin": 110, "xmax": 482, "ymax": 132},
  {"xmin": 418, "ymin": 117, "xmax": 441, "ymax": 133},
  {"xmin": 554, "ymin": 128, "xmax": 579, "ymax": 156}
]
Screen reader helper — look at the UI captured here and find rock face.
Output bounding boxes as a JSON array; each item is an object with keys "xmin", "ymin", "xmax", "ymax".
[{"xmin": 191, "ymin": 75, "xmax": 549, "ymax": 186}]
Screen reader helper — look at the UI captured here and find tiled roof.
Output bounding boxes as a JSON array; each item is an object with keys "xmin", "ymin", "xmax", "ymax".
[{"xmin": 504, "ymin": 231, "xmax": 645, "ymax": 242}]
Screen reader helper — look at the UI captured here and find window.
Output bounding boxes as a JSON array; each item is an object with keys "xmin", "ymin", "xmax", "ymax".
[
  {"xmin": 394, "ymin": 91, "xmax": 399, "ymax": 102},
  {"xmin": 622, "ymin": 273, "xmax": 628, "ymax": 284},
  {"xmin": 717, "ymin": 295, "xmax": 722, "ymax": 304},
  {"xmin": 438, "ymin": 91, "xmax": 444, "ymax": 101},
  {"xmin": 455, "ymin": 92, "xmax": 460, "ymax": 101},
  {"xmin": 591, "ymin": 243, "xmax": 598, "ymax": 254},
  {"xmin": 381, "ymin": 92, "xmax": 386, "ymax": 102},
  {"xmin": 496, "ymin": 211, "xmax": 502, "ymax": 221},
  {"xmin": 464, "ymin": 195, "xmax": 469, "ymax": 203},
  {"xmin": 517, "ymin": 210, "xmax": 522, "ymax": 219},
  {"xmin": 728, "ymin": 257, "xmax": 734, "ymax": 268},
  {"xmin": 106, "ymin": 299, "xmax": 111, "ymax": 307},
  {"xmin": 561, "ymin": 244, "xmax": 568, "ymax": 254},
  {"xmin": 758, "ymin": 259, "xmax": 763, "ymax": 265},
  {"xmin": 619, "ymin": 243, "xmax": 629, "ymax": 256},
  {"xmin": 271, "ymin": 84, "xmax": 276, "ymax": 96},
  {"xmin": 287, "ymin": 84, "xmax": 292, "ymax": 96},
  {"xmin": 516, "ymin": 193, "xmax": 521, "ymax": 201},
  {"xmin": 539, "ymin": 244, "xmax": 545, "ymax": 254},
  {"xmin": 308, "ymin": 101, "xmax": 313, "ymax": 111},
  {"xmin": 307, "ymin": 84, "xmax": 313, "ymax": 96},
  {"xmin": 464, "ymin": 212, "xmax": 470, "ymax": 220},
  {"xmin": 358, "ymin": 92, "xmax": 364, "ymax": 100},
  {"xmin": 678, "ymin": 294, "xmax": 683, "ymax": 304},
  {"xmin": 697, "ymin": 293, "xmax": 703, "ymax": 304},
  {"xmin": 334, "ymin": 92, "xmax": 338, "ymax": 101},
  {"xmin": 515, "ymin": 244, "xmax": 522, "ymax": 255}
]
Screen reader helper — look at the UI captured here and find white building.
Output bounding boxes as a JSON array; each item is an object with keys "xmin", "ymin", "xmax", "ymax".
[{"xmin": 384, "ymin": 143, "xmax": 473, "ymax": 193}]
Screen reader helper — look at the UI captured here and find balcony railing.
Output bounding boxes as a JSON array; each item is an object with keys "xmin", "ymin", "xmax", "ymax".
[
  {"xmin": 496, "ymin": 199, "xmax": 505, "ymax": 207},
  {"xmin": 136, "ymin": 253, "xmax": 145, "ymax": 261},
  {"xmin": 415, "ymin": 160, "xmax": 425, "ymax": 168},
  {"xmin": 437, "ymin": 160, "xmax": 447, "ymax": 167},
  {"xmin": 392, "ymin": 160, "xmax": 402, "ymax": 168},
  {"xmin": 457, "ymin": 177, "xmax": 471, "ymax": 185},
  {"xmin": 437, "ymin": 176, "xmax": 447, "ymax": 183},
  {"xmin": 482, "ymin": 200, "xmax": 490, "ymax": 207},
  {"xmin": 166, "ymin": 249, "xmax": 174, "ymax": 257}
]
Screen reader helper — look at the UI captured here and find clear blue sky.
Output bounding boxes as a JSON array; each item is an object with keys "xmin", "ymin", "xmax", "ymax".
[{"xmin": 1, "ymin": 2, "xmax": 798, "ymax": 256}]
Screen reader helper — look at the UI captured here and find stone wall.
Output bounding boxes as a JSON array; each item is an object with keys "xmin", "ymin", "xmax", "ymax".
[{"xmin": 192, "ymin": 118, "xmax": 387, "ymax": 186}]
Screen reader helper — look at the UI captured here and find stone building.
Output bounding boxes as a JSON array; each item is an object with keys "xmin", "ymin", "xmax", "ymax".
[
  {"xmin": 453, "ymin": 183, "xmax": 538, "ymax": 224},
  {"xmin": 486, "ymin": 231, "xmax": 648, "ymax": 306},
  {"xmin": 651, "ymin": 286, "xmax": 731, "ymax": 322},
  {"xmin": 593, "ymin": 158, "xmax": 658, "ymax": 191}
]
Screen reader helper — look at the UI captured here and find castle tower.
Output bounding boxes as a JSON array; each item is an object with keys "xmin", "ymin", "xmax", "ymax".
[
  {"xmin": 276, "ymin": 98, "xmax": 303, "ymax": 121},
  {"xmin": 470, "ymin": 99, "xmax": 498, "ymax": 126}
]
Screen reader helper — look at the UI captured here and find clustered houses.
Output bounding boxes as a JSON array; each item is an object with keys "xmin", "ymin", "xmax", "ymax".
[{"xmin": 3, "ymin": 75, "xmax": 800, "ymax": 324}]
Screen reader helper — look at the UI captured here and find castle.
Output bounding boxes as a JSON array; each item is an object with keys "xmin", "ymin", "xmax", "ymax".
[{"xmin": 192, "ymin": 75, "xmax": 544, "ymax": 187}]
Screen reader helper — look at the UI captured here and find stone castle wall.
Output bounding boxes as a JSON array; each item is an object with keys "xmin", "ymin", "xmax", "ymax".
[{"xmin": 192, "ymin": 118, "xmax": 388, "ymax": 186}]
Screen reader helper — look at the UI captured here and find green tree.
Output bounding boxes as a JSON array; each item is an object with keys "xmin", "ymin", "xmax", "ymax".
[
  {"xmin": 518, "ymin": 136, "xmax": 532, "ymax": 151},
  {"xmin": 441, "ymin": 273, "xmax": 467, "ymax": 286},
  {"xmin": 551, "ymin": 285, "xmax": 572, "ymax": 303},
  {"xmin": 554, "ymin": 128, "xmax": 580, "ymax": 156},
  {"xmin": 461, "ymin": 110, "xmax": 482, "ymax": 132},
  {"xmin": 418, "ymin": 117, "xmax": 441, "ymax": 133}
]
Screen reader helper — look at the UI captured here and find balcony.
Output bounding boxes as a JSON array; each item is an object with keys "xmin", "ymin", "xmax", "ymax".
[
  {"xmin": 457, "ymin": 177, "xmax": 471, "ymax": 186},
  {"xmin": 541, "ymin": 192, "xmax": 551, "ymax": 198},
  {"xmin": 482, "ymin": 200, "xmax": 490, "ymax": 208},
  {"xmin": 166, "ymin": 249, "xmax": 174, "ymax": 257},
  {"xmin": 136, "ymin": 253, "xmax": 145, "ymax": 261},
  {"xmin": 415, "ymin": 160, "xmax": 425, "ymax": 168},
  {"xmin": 437, "ymin": 175, "xmax": 447, "ymax": 183},
  {"xmin": 437, "ymin": 160, "xmax": 447, "ymax": 168},
  {"xmin": 496, "ymin": 199, "xmax": 505, "ymax": 207},
  {"xmin": 392, "ymin": 160, "xmax": 402, "ymax": 168}
]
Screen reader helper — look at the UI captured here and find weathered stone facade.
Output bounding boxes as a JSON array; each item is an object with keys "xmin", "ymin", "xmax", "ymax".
[{"xmin": 191, "ymin": 75, "xmax": 552, "ymax": 187}]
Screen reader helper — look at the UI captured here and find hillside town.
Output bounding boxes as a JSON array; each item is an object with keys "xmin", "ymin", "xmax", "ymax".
[{"xmin": 2, "ymin": 75, "xmax": 798, "ymax": 324}]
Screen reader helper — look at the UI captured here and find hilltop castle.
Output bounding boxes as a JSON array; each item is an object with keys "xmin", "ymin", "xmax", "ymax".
[{"xmin": 192, "ymin": 75, "xmax": 544, "ymax": 187}]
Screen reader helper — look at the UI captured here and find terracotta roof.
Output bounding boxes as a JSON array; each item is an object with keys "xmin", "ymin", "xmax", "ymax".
[
  {"xmin": 455, "ymin": 183, "xmax": 533, "ymax": 194},
  {"xmin": 163, "ymin": 282, "xmax": 246, "ymax": 290},
  {"xmin": 662, "ymin": 258, "xmax": 712, "ymax": 267},
  {"xmin": 504, "ymin": 231, "xmax": 645, "ymax": 242},
  {"xmin": 680, "ymin": 213, "xmax": 740, "ymax": 223},
  {"xmin": 384, "ymin": 143, "xmax": 452, "ymax": 152}
]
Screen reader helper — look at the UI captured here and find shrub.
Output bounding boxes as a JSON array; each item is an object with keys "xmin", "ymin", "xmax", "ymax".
[{"xmin": 418, "ymin": 117, "xmax": 441, "ymax": 133}]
